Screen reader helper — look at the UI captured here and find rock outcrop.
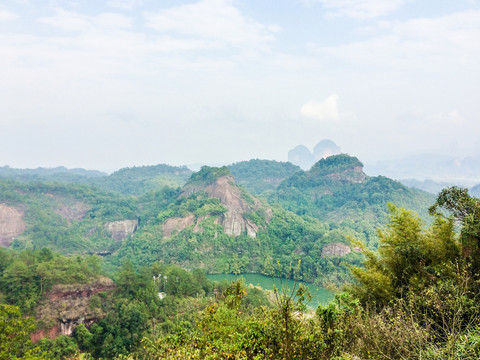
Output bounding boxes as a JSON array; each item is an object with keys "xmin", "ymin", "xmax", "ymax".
[
  {"xmin": 105, "ymin": 219, "xmax": 138, "ymax": 241},
  {"xmin": 324, "ymin": 165, "xmax": 366, "ymax": 183},
  {"xmin": 32, "ymin": 277, "xmax": 116, "ymax": 343},
  {"xmin": 55, "ymin": 201, "xmax": 90, "ymax": 223},
  {"xmin": 164, "ymin": 172, "xmax": 272, "ymax": 238},
  {"xmin": 163, "ymin": 214, "xmax": 196, "ymax": 237},
  {"xmin": 0, "ymin": 203, "xmax": 26, "ymax": 247},
  {"xmin": 321, "ymin": 242, "xmax": 351, "ymax": 257}
]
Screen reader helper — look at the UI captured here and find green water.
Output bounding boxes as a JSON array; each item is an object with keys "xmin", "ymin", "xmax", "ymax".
[{"xmin": 207, "ymin": 273, "xmax": 335, "ymax": 309}]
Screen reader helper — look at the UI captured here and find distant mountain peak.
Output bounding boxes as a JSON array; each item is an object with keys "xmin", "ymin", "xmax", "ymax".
[
  {"xmin": 288, "ymin": 139, "xmax": 341, "ymax": 170},
  {"xmin": 309, "ymin": 154, "xmax": 366, "ymax": 184}
]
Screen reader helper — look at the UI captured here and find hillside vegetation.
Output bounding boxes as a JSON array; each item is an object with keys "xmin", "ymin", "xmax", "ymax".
[
  {"xmin": 0, "ymin": 156, "xmax": 434, "ymax": 285},
  {"xmin": 1, "ymin": 187, "xmax": 480, "ymax": 359},
  {"xmin": 270, "ymin": 154, "xmax": 434, "ymax": 247},
  {"xmin": 228, "ymin": 159, "xmax": 301, "ymax": 195}
]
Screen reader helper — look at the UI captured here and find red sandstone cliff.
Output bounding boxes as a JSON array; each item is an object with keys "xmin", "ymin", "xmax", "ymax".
[{"xmin": 31, "ymin": 277, "xmax": 115, "ymax": 343}]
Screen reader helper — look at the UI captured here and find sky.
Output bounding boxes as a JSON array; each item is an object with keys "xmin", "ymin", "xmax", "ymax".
[{"xmin": 1, "ymin": 0, "xmax": 479, "ymax": 172}]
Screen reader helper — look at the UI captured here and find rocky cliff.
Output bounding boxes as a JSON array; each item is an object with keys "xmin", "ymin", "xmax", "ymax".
[
  {"xmin": 55, "ymin": 201, "xmax": 90, "ymax": 223},
  {"xmin": 31, "ymin": 277, "xmax": 115, "ymax": 342},
  {"xmin": 324, "ymin": 165, "xmax": 366, "ymax": 183},
  {"xmin": 0, "ymin": 203, "xmax": 26, "ymax": 246},
  {"xmin": 105, "ymin": 219, "xmax": 138, "ymax": 241},
  {"xmin": 163, "ymin": 169, "xmax": 272, "ymax": 238},
  {"xmin": 321, "ymin": 242, "xmax": 351, "ymax": 257}
]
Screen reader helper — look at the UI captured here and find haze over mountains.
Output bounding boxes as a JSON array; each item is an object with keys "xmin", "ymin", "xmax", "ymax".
[
  {"xmin": 288, "ymin": 140, "xmax": 342, "ymax": 170},
  {"xmin": 287, "ymin": 140, "xmax": 480, "ymax": 194},
  {"xmin": 2, "ymin": 138, "xmax": 480, "ymax": 197}
]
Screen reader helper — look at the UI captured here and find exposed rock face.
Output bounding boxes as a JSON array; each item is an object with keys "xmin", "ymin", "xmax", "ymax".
[
  {"xmin": 321, "ymin": 242, "xmax": 351, "ymax": 257},
  {"xmin": 32, "ymin": 277, "xmax": 116, "ymax": 343},
  {"xmin": 105, "ymin": 219, "xmax": 138, "ymax": 241},
  {"xmin": 163, "ymin": 214, "xmax": 196, "ymax": 237},
  {"xmin": 0, "ymin": 203, "xmax": 26, "ymax": 247},
  {"xmin": 177, "ymin": 175, "xmax": 272, "ymax": 238},
  {"xmin": 55, "ymin": 201, "xmax": 90, "ymax": 223},
  {"xmin": 325, "ymin": 165, "xmax": 366, "ymax": 183}
]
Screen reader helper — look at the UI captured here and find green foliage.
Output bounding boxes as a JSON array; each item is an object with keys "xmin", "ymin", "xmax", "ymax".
[
  {"xmin": 0, "ymin": 304, "xmax": 40, "ymax": 360},
  {"xmin": 228, "ymin": 159, "xmax": 301, "ymax": 195},
  {"xmin": 0, "ymin": 248, "xmax": 101, "ymax": 313},
  {"xmin": 187, "ymin": 166, "xmax": 232, "ymax": 185},
  {"xmin": 37, "ymin": 336, "xmax": 79, "ymax": 360},
  {"xmin": 349, "ymin": 204, "xmax": 460, "ymax": 306},
  {"xmin": 137, "ymin": 277, "xmax": 323, "ymax": 360},
  {"xmin": 309, "ymin": 154, "xmax": 363, "ymax": 177},
  {"xmin": 95, "ymin": 164, "xmax": 192, "ymax": 196},
  {"xmin": 272, "ymin": 160, "xmax": 434, "ymax": 248},
  {"xmin": 158, "ymin": 265, "xmax": 205, "ymax": 297},
  {"xmin": 157, "ymin": 193, "xmax": 227, "ymax": 223},
  {"xmin": 0, "ymin": 165, "xmax": 106, "ymax": 184},
  {"xmin": 0, "ymin": 178, "xmax": 141, "ymax": 254},
  {"xmin": 316, "ymin": 293, "xmax": 362, "ymax": 358},
  {"xmin": 114, "ymin": 202, "xmax": 363, "ymax": 286},
  {"xmin": 430, "ymin": 186, "xmax": 480, "ymax": 273}
]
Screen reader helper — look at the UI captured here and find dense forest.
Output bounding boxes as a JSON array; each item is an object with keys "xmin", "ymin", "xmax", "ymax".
[{"xmin": 2, "ymin": 155, "xmax": 477, "ymax": 359}]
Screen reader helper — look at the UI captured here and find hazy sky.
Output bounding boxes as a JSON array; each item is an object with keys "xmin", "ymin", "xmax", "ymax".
[{"xmin": 1, "ymin": 0, "xmax": 479, "ymax": 171}]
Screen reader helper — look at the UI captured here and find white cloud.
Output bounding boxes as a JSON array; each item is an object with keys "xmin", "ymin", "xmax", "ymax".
[
  {"xmin": 0, "ymin": 10, "xmax": 18, "ymax": 22},
  {"xmin": 305, "ymin": 0, "xmax": 410, "ymax": 19},
  {"xmin": 300, "ymin": 94, "xmax": 340, "ymax": 121},
  {"xmin": 107, "ymin": 0, "xmax": 143, "ymax": 10},
  {"xmin": 145, "ymin": 0, "xmax": 280, "ymax": 46},
  {"xmin": 40, "ymin": 9, "xmax": 133, "ymax": 31},
  {"xmin": 431, "ymin": 110, "xmax": 464, "ymax": 126},
  {"xmin": 316, "ymin": 10, "xmax": 480, "ymax": 70}
]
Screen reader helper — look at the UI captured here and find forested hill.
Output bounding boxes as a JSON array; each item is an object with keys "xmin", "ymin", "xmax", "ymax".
[
  {"xmin": 0, "ymin": 164, "xmax": 192, "ymax": 196},
  {"xmin": 227, "ymin": 159, "xmax": 301, "ymax": 195},
  {"xmin": 269, "ymin": 154, "xmax": 435, "ymax": 246},
  {"xmin": 3, "ymin": 157, "xmax": 473, "ymax": 359},
  {"xmin": 93, "ymin": 164, "xmax": 192, "ymax": 195},
  {"xmin": 0, "ymin": 156, "xmax": 434, "ymax": 282},
  {"xmin": 0, "ymin": 179, "xmax": 142, "ymax": 253},
  {"xmin": 0, "ymin": 165, "xmax": 106, "ymax": 184},
  {"xmin": 112, "ymin": 165, "xmax": 363, "ymax": 284}
]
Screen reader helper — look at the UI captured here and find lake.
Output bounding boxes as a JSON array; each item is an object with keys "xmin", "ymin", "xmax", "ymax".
[{"xmin": 207, "ymin": 273, "xmax": 335, "ymax": 309}]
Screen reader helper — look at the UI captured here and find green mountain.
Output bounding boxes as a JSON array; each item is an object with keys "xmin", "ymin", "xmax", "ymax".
[
  {"xmin": 227, "ymin": 159, "xmax": 301, "ymax": 195},
  {"xmin": 270, "ymin": 154, "xmax": 435, "ymax": 246},
  {"xmin": 0, "ymin": 156, "xmax": 434, "ymax": 284},
  {"xmin": 0, "ymin": 179, "xmax": 141, "ymax": 254},
  {"xmin": 0, "ymin": 164, "xmax": 192, "ymax": 196},
  {"xmin": 112, "ymin": 166, "xmax": 363, "ymax": 284},
  {"xmin": 0, "ymin": 165, "xmax": 106, "ymax": 184},
  {"xmin": 93, "ymin": 164, "xmax": 192, "ymax": 195}
]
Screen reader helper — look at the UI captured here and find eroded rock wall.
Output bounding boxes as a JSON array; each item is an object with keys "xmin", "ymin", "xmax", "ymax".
[
  {"xmin": 105, "ymin": 219, "xmax": 138, "ymax": 241},
  {"xmin": 179, "ymin": 175, "xmax": 272, "ymax": 238},
  {"xmin": 32, "ymin": 277, "xmax": 115, "ymax": 342},
  {"xmin": 0, "ymin": 203, "xmax": 26, "ymax": 246},
  {"xmin": 321, "ymin": 242, "xmax": 351, "ymax": 257}
]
